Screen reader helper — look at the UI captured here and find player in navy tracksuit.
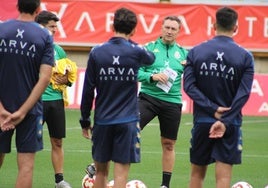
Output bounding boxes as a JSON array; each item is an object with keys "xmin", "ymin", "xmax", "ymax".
[
  {"xmin": 183, "ymin": 7, "xmax": 254, "ymax": 188},
  {"xmin": 79, "ymin": 8, "xmax": 155, "ymax": 188},
  {"xmin": 0, "ymin": 0, "xmax": 54, "ymax": 187}
]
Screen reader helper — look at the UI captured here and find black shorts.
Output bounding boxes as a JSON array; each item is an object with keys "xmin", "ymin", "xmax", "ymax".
[
  {"xmin": 0, "ymin": 114, "xmax": 43, "ymax": 153},
  {"xmin": 43, "ymin": 99, "xmax": 66, "ymax": 139},
  {"xmin": 92, "ymin": 122, "xmax": 140, "ymax": 163},
  {"xmin": 138, "ymin": 93, "xmax": 182, "ymax": 140},
  {"xmin": 190, "ymin": 123, "xmax": 242, "ymax": 165}
]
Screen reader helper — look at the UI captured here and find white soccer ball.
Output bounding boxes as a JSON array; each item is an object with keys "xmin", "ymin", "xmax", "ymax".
[
  {"xmin": 126, "ymin": 180, "xmax": 147, "ymax": 188},
  {"xmin": 231, "ymin": 181, "xmax": 253, "ymax": 188},
  {"xmin": 82, "ymin": 174, "xmax": 95, "ymax": 188}
]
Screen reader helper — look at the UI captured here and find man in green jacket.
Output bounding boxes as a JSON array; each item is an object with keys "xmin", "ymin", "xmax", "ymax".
[
  {"xmin": 138, "ymin": 16, "xmax": 188, "ymax": 188},
  {"xmin": 35, "ymin": 11, "xmax": 77, "ymax": 188}
]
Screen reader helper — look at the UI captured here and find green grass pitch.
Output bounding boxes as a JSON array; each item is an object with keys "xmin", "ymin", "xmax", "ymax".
[{"xmin": 0, "ymin": 109, "xmax": 267, "ymax": 187}]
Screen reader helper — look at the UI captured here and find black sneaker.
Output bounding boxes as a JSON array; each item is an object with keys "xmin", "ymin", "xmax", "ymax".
[{"xmin": 85, "ymin": 163, "xmax": 96, "ymax": 178}]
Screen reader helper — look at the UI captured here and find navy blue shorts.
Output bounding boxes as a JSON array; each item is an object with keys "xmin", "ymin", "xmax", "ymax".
[
  {"xmin": 0, "ymin": 114, "xmax": 43, "ymax": 153},
  {"xmin": 138, "ymin": 93, "xmax": 182, "ymax": 140},
  {"xmin": 91, "ymin": 122, "xmax": 140, "ymax": 163},
  {"xmin": 190, "ymin": 123, "xmax": 242, "ymax": 165},
  {"xmin": 43, "ymin": 99, "xmax": 66, "ymax": 139}
]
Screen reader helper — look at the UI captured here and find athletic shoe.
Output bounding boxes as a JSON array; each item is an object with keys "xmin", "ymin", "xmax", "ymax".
[
  {"xmin": 55, "ymin": 180, "xmax": 72, "ymax": 188},
  {"xmin": 160, "ymin": 186, "xmax": 168, "ymax": 188},
  {"xmin": 85, "ymin": 163, "xmax": 96, "ymax": 178}
]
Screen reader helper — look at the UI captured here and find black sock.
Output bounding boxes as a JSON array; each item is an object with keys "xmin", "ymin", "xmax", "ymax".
[
  {"xmin": 55, "ymin": 173, "xmax": 64, "ymax": 183},
  {"xmin": 161, "ymin": 171, "xmax": 172, "ymax": 188}
]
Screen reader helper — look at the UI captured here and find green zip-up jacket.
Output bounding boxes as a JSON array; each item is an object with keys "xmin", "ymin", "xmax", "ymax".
[{"xmin": 138, "ymin": 37, "xmax": 188, "ymax": 104}]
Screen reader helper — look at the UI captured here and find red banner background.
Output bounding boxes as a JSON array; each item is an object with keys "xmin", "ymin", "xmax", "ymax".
[{"xmin": 1, "ymin": 1, "xmax": 268, "ymax": 51}]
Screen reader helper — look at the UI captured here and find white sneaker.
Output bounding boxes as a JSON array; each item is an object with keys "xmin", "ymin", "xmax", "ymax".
[
  {"xmin": 55, "ymin": 180, "xmax": 72, "ymax": 188},
  {"xmin": 160, "ymin": 186, "xmax": 168, "ymax": 188}
]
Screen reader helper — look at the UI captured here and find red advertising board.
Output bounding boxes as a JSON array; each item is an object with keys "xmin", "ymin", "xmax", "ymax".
[
  {"xmin": 67, "ymin": 69, "xmax": 268, "ymax": 116},
  {"xmin": 242, "ymin": 74, "xmax": 268, "ymax": 116},
  {"xmin": 1, "ymin": 1, "xmax": 268, "ymax": 51}
]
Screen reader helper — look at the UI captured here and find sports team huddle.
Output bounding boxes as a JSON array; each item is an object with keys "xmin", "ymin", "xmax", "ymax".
[{"xmin": 0, "ymin": 0, "xmax": 254, "ymax": 188}]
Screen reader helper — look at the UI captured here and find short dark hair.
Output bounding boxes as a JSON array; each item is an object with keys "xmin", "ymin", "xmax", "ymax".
[
  {"xmin": 163, "ymin": 16, "xmax": 181, "ymax": 27},
  {"xmin": 216, "ymin": 7, "xmax": 238, "ymax": 32},
  {"xmin": 113, "ymin": 8, "xmax": 137, "ymax": 35},
  {"xmin": 17, "ymin": 0, "xmax": 40, "ymax": 14},
  {"xmin": 35, "ymin": 10, "xmax": 59, "ymax": 25}
]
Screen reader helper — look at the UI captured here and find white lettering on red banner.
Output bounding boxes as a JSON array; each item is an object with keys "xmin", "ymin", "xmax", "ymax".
[{"xmin": 1, "ymin": 1, "xmax": 268, "ymax": 51}]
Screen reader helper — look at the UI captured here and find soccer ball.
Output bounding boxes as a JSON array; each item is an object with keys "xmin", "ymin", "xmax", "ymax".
[
  {"xmin": 82, "ymin": 174, "xmax": 95, "ymax": 188},
  {"xmin": 126, "ymin": 180, "xmax": 147, "ymax": 188},
  {"xmin": 106, "ymin": 179, "xmax": 114, "ymax": 188},
  {"xmin": 231, "ymin": 181, "xmax": 253, "ymax": 188}
]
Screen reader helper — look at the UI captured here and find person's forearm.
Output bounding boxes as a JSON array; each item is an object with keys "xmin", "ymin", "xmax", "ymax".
[{"xmin": 18, "ymin": 64, "xmax": 52, "ymax": 115}]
